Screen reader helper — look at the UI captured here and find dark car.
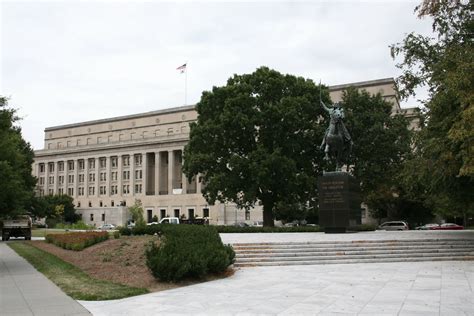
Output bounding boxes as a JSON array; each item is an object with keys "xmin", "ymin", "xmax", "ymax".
[{"xmin": 431, "ymin": 223, "xmax": 464, "ymax": 230}]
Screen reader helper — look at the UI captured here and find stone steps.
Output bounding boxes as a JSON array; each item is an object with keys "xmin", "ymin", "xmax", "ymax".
[{"xmin": 232, "ymin": 239, "xmax": 474, "ymax": 267}]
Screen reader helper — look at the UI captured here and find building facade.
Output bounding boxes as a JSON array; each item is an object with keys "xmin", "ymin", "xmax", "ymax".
[{"xmin": 33, "ymin": 78, "xmax": 417, "ymax": 227}]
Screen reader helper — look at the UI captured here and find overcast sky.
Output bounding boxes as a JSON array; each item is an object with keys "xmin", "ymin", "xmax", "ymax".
[{"xmin": 1, "ymin": 0, "xmax": 433, "ymax": 150}]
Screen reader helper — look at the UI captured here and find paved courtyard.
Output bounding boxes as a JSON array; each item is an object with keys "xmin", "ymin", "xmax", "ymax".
[{"xmin": 81, "ymin": 231, "xmax": 474, "ymax": 315}]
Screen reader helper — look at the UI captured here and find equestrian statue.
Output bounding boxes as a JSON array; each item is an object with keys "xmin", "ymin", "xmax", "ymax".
[{"xmin": 320, "ymin": 100, "xmax": 353, "ymax": 171}]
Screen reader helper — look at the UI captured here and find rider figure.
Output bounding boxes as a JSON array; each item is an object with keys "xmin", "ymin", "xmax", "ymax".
[{"xmin": 320, "ymin": 100, "xmax": 353, "ymax": 152}]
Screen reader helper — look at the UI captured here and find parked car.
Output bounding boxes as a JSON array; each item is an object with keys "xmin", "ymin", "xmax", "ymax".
[
  {"xmin": 99, "ymin": 224, "xmax": 116, "ymax": 230},
  {"xmin": 378, "ymin": 221, "xmax": 409, "ymax": 231},
  {"xmin": 415, "ymin": 223, "xmax": 440, "ymax": 230},
  {"xmin": 432, "ymin": 223, "xmax": 464, "ymax": 230},
  {"xmin": 147, "ymin": 222, "xmax": 159, "ymax": 226},
  {"xmin": 159, "ymin": 217, "xmax": 180, "ymax": 224},
  {"xmin": 252, "ymin": 221, "xmax": 263, "ymax": 227}
]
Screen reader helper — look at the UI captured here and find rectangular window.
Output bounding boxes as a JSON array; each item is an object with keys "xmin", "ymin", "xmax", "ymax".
[
  {"xmin": 122, "ymin": 185, "xmax": 130, "ymax": 194},
  {"xmin": 122, "ymin": 170, "xmax": 130, "ymax": 180},
  {"xmin": 88, "ymin": 186, "xmax": 95, "ymax": 195},
  {"xmin": 58, "ymin": 161, "xmax": 64, "ymax": 172},
  {"xmin": 135, "ymin": 169, "xmax": 142, "ymax": 180},
  {"xmin": 67, "ymin": 187, "xmax": 74, "ymax": 196},
  {"xmin": 58, "ymin": 188, "xmax": 64, "ymax": 195},
  {"xmin": 79, "ymin": 174, "xmax": 85, "ymax": 183},
  {"xmin": 68, "ymin": 175, "xmax": 74, "ymax": 184},
  {"xmin": 78, "ymin": 187, "xmax": 84, "ymax": 196},
  {"xmin": 48, "ymin": 162, "xmax": 55, "ymax": 172},
  {"xmin": 102, "ymin": 213, "xmax": 105, "ymax": 221},
  {"xmin": 99, "ymin": 157, "xmax": 106, "ymax": 168},
  {"xmin": 134, "ymin": 154, "xmax": 142, "ymax": 166},
  {"xmin": 100, "ymin": 172, "xmax": 107, "ymax": 182},
  {"xmin": 49, "ymin": 176, "xmax": 54, "ymax": 185},
  {"xmin": 203, "ymin": 208, "xmax": 210, "ymax": 218},
  {"xmin": 90, "ymin": 213, "xmax": 94, "ymax": 221},
  {"xmin": 110, "ymin": 185, "xmax": 118, "ymax": 195},
  {"xmin": 122, "ymin": 155, "xmax": 130, "ymax": 167},
  {"xmin": 89, "ymin": 173, "xmax": 95, "ymax": 182},
  {"xmin": 111, "ymin": 156, "xmax": 118, "ymax": 168},
  {"xmin": 39, "ymin": 177, "xmax": 45, "ymax": 185},
  {"xmin": 78, "ymin": 159, "xmax": 85, "ymax": 170},
  {"xmin": 48, "ymin": 188, "xmax": 54, "ymax": 195},
  {"xmin": 111, "ymin": 172, "xmax": 118, "ymax": 181},
  {"xmin": 245, "ymin": 210, "xmax": 250, "ymax": 220},
  {"xmin": 99, "ymin": 186, "xmax": 106, "ymax": 195},
  {"xmin": 58, "ymin": 175, "xmax": 64, "ymax": 185},
  {"xmin": 68, "ymin": 160, "xmax": 74, "ymax": 171},
  {"xmin": 88, "ymin": 159, "xmax": 95, "ymax": 169},
  {"xmin": 134, "ymin": 184, "xmax": 142, "ymax": 194},
  {"xmin": 174, "ymin": 209, "xmax": 180, "ymax": 218},
  {"xmin": 39, "ymin": 163, "xmax": 45, "ymax": 173}
]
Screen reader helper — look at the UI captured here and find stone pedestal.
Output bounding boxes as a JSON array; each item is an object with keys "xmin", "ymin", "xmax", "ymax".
[{"xmin": 317, "ymin": 172, "xmax": 361, "ymax": 233}]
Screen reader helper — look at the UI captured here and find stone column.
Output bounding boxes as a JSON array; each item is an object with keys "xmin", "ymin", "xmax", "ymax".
[
  {"xmin": 196, "ymin": 173, "xmax": 202, "ymax": 194},
  {"xmin": 45, "ymin": 161, "xmax": 50, "ymax": 195},
  {"xmin": 74, "ymin": 159, "xmax": 79, "ymax": 198},
  {"xmin": 85, "ymin": 158, "xmax": 90, "ymax": 198},
  {"xmin": 53, "ymin": 161, "xmax": 58, "ymax": 194},
  {"xmin": 130, "ymin": 153, "xmax": 136, "ymax": 197},
  {"xmin": 105, "ymin": 156, "xmax": 111, "ymax": 197},
  {"xmin": 95, "ymin": 157, "xmax": 100, "ymax": 197},
  {"xmin": 155, "ymin": 152, "xmax": 160, "ymax": 195},
  {"xmin": 117, "ymin": 155, "xmax": 123, "ymax": 198},
  {"xmin": 142, "ymin": 152, "xmax": 147, "ymax": 196},
  {"xmin": 180, "ymin": 149, "xmax": 186, "ymax": 194},
  {"xmin": 168, "ymin": 150, "xmax": 174, "ymax": 194}
]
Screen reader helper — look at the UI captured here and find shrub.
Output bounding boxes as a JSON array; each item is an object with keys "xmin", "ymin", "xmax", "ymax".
[
  {"xmin": 55, "ymin": 220, "xmax": 94, "ymax": 230},
  {"xmin": 45, "ymin": 231, "xmax": 108, "ymax": 251},
  {"xmin": 113, "ymin": 231, "xmax": 121, "ymax": 239},
  {"xmin": 145, "ymin": 225, "xmax": 234, "ymax": 282},
  {"xmin": 118, "ymin": 226, "xmax": 132, "ymax": 236}
]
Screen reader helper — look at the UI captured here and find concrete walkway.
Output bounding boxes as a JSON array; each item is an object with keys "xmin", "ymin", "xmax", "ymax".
[
  {"xmin": 80, "ymin": 231, "xmax": 474, "ymax": 315},
  {"xmin": 0, "ymin": 242, "xmax": 91, "ymax": 316}
]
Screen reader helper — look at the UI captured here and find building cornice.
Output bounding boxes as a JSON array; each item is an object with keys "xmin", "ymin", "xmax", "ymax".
[{"xmin": 45, "ymin": 105, "xmax": 196, "ymax": 132}]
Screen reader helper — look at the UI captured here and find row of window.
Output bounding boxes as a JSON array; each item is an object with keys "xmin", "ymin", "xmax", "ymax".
[
  {"xmin": 38, "ymin": 170, "xmax": 143, "ymax": 185},
  {"xmin": 38, "ymin": 154, "xmax": 144, "ymax": 173},
  {"xmin": 76, "ymin": 184, "xmax": 142, "ymax": 196}
]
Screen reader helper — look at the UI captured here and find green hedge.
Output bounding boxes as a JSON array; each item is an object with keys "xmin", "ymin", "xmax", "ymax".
[{"xmin": 145, "ymin": 225, "xmax": 235, "ymax": 282}]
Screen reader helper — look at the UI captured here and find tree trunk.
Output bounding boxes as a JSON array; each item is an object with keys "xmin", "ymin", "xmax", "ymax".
[{"xmin": 262, "ymin": 199, "xmax": 275, "ymax": 227}]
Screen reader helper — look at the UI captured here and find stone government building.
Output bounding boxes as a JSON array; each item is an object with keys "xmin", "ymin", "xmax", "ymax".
[{"xmin": 32, "ymin": 78, "xmax": 418, "ymax": 227}]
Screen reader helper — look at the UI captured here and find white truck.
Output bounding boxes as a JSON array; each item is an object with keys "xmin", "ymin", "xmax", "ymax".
[{"xmin": 1, "ymin": 216, "xmax": 32, "ymax": 241}]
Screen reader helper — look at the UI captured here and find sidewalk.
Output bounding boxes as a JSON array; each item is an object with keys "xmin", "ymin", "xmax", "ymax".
[{"xmin": 0, "ymin": 242, "xmax": 91, "ymax": 316}]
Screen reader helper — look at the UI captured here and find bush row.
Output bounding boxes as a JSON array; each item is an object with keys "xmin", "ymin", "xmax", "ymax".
[
  {"xmin": 144, "ymin": 225, "xmax": 235, "ymax": 282},
  {"xmin": 45, "ymin": 231, "xmax": 109, "ymax": 251}
]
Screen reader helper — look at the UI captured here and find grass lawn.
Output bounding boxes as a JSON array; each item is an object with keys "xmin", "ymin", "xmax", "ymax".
[{"xmin": 8, "ymin": 242, "xmax": 148, "ymax": 300}]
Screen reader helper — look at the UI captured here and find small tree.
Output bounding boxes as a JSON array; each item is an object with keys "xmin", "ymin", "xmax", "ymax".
[{"xmin": 128, "ymin": 199, "xmax": 146, "ymax": 228}]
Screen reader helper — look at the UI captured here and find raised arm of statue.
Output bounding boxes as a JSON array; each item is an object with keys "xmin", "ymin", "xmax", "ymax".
[{"xmin": 320, "ymin": 100, "xmax": 331, "ymax": 113}]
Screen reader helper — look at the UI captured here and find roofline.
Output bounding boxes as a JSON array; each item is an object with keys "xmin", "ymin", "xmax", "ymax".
[
  {"xmin": 45, "ymin": 104, "xmax": 196, "ymax": 132},
  {"xmin": 329, "ymin": 77, "xmax": 395, "ymax": 91}
]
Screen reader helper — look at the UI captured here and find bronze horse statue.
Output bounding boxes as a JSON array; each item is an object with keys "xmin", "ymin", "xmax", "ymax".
[{"xmin": 320, "ymin": 101, "xmax": 353, "ymax": 171}]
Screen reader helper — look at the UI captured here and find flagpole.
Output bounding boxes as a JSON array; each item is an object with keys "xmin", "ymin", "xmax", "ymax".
[{"xmin": 185, "ymin": 61, "xmax": 188, "ymax": 105}]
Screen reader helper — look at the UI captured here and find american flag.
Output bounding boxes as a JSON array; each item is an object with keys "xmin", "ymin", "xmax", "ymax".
[{"xmin": 176, "ymin": 63, "xmax": 187, "ymax": 73}]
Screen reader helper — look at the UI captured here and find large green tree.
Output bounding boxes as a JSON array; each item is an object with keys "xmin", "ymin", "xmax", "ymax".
[
  {"xmin": 0, "ymin": 97, "xmax": 36, "ymax": 218},
  {"xmin": 183, "ymin": 67, "xmax": 327, "ymax": 226},
  {"xmin": 31, "ymin": 194, "xmax": 79, "ymax": 224},
  {"xmin": 391, "ymin": 1, "xmax": 473, "ymax": 224}
]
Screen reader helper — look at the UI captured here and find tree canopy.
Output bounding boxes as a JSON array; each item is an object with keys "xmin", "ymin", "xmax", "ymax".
[
  {"xmin": 0, "ymin": 97, "xmax": 36, "ymax": 218},
  {"xmin": 184, "ymin": 67, "xmax": 413, "ymax": 226},
  {"xmin": 184, "ymin": 67, "xmax": 327, "ymax": 226},
  {"xmin": 391, "ymin": 1, "xmax": 473, "ymax": 224},
  {"xmin": 31, "ymin": 194, "xmax": 79, "ymax": 224}
]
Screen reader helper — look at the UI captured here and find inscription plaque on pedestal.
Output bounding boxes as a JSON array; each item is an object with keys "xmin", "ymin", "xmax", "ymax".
[{"xmin": 317, "ymin": 172, "xmax": 361, "ymax": 233}]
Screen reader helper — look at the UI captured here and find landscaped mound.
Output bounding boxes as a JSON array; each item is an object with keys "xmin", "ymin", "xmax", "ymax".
[
  {"xmin": 145, "ymin": 225, "xmax": 235, "ymax": 282},
  {"xmin": 46, "ymin": 231, "xmax": 109, "ymax": 251}
]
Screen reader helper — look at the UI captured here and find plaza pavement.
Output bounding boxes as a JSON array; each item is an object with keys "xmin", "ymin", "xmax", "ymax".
[
  {"xmin": 0, "ymin": 242, "xmax": 91, "ymax": 316},
  {"xmin": 81, "ymin": 230, "xmax": 474, "ymax": 316}
]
